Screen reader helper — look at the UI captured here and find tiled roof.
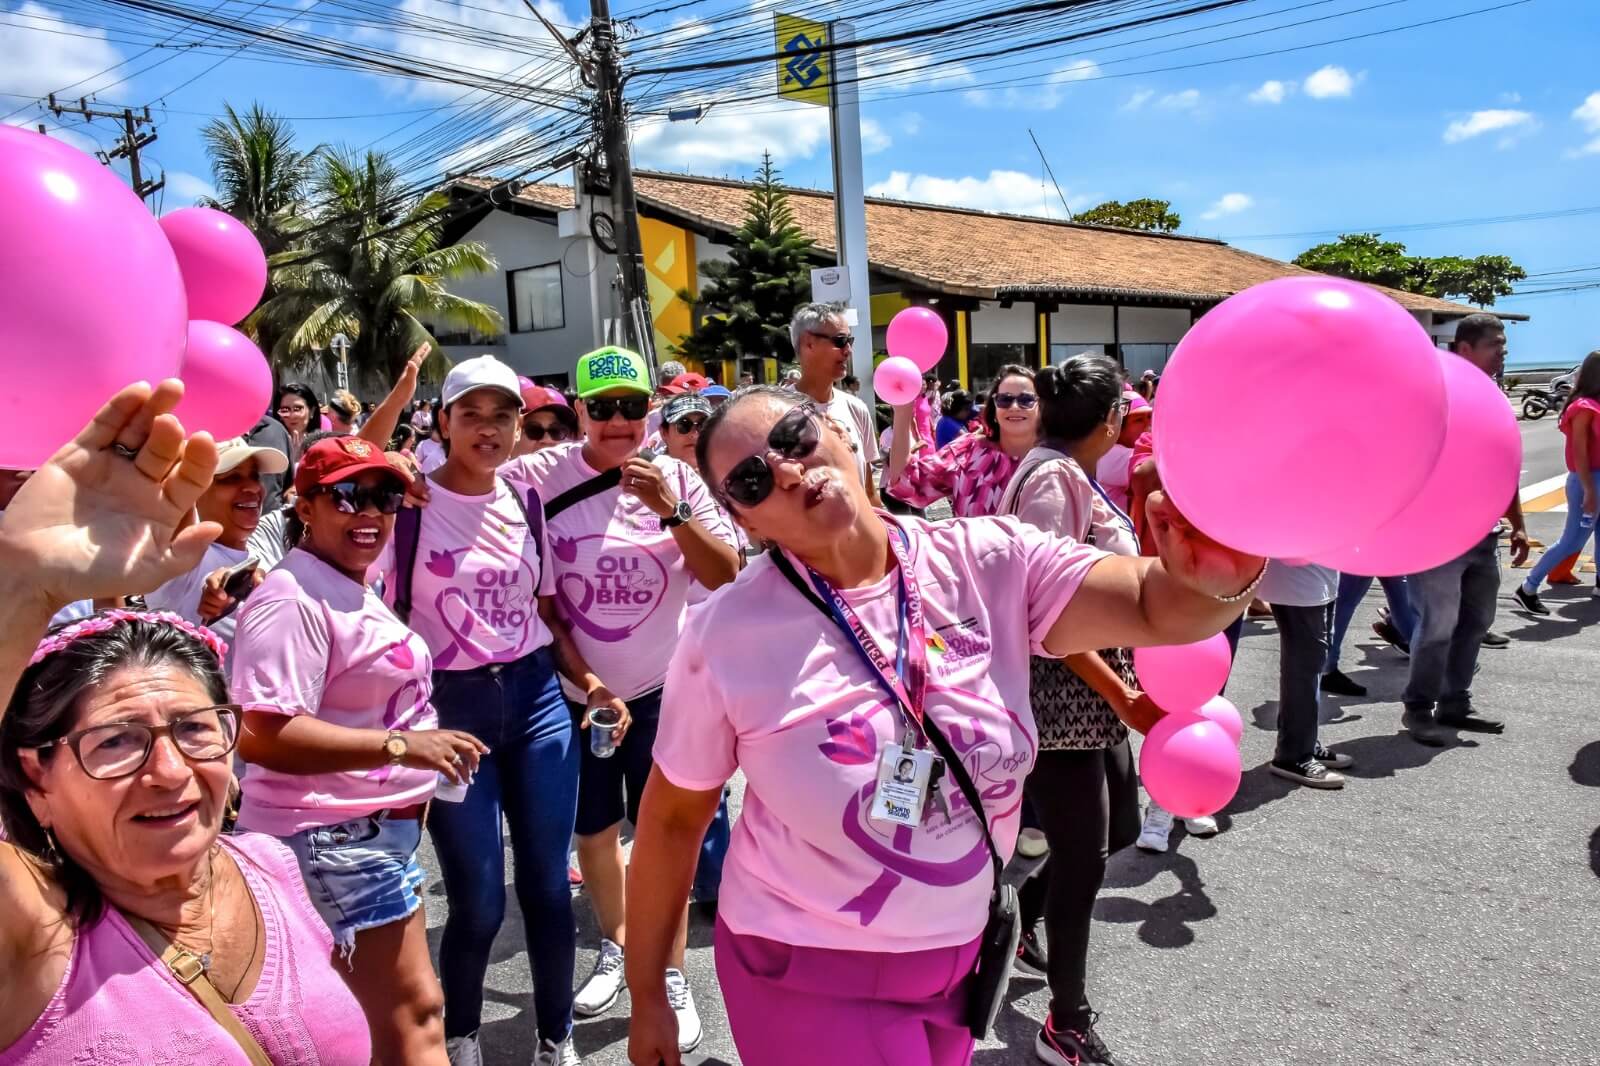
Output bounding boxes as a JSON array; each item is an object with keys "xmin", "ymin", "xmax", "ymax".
[{"xmin": 448, "ymin": 173, "xmax": 1518, "ymax": 319}]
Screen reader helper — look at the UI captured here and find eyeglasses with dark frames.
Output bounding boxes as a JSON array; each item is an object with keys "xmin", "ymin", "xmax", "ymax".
[
  {"xmin": 522, "ymin": 422, "xmax": 573, "ymax": 443},
  {"xmin": 720, "ymin": 403, "xmax": 821, "ymax": 508},
  {"xmin": 318, "ymin": 481, "xmax": 406, "ymax": 515},
  {"xmin": 671, "ymin": 416, "xmax": 708, "ymax": 434},
  {"xmin": 808, "ymin": 332, "xmax": 855, "ymax": 350},
  {"xmin": 993, "ymin": 392, "xmax": 1039, "ymax": 410},
  {"xmin": 29, "ymin": 705, "xmax": 243, "ymax": 781},
  {"xmin": 584, "ymin": 395, "xmax": 650, "ymax": 422}
]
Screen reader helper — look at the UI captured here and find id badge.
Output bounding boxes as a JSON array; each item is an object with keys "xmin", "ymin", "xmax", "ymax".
[{"xmin": 871, "ymin": 743, "xmax": 935, "ymax": 828}]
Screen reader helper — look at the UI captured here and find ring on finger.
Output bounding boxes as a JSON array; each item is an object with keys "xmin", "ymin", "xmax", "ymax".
[{"xmin": 110, "ymin": 443, "xmax": 140, "ymax": 461}]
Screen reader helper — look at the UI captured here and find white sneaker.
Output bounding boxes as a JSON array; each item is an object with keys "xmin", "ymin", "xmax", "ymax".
[
  {"xmin": 446, "ymin": 1032, "xmax": 483, "ymax": 1066},
  {"xmin": 665, "ymin": 968, "xmax": 703, "ymax": 1053},
  {"xmin": 532, "ymin": 1036, "xmax": 581, "ymax": 1066},
  {"xmin": 573, "ymin": 939, "xmax": 625, "ymax": 1017},
  {"xmin": 1183, "ymin": 815, "xmax": 1219, "ymax": 837},
  {"xmin": 1136, "ymin": 805, "xmax": 1174, "ymax": 853},
  {"xmin": 1015, "ymin": 827, "xmax": 1050, "ymax": 859}
]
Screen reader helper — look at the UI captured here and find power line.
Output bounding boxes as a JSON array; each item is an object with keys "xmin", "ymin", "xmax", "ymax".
[{"xmin": 1224, "ymin": 204, "xmax": 1600, "ymax": 242}]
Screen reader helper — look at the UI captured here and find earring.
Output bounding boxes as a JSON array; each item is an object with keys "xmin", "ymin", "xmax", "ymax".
[{"xmin": 41, "ymin": 827, "xmax": 61, "ymax": 863}]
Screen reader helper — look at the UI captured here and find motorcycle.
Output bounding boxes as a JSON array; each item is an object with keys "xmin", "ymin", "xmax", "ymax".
[{"xmin": 1522, "ymin": 382, "xmax": 1571, "ymax": 421}]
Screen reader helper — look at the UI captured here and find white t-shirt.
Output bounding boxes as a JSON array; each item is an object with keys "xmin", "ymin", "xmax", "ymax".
[
  {"xmin": 821, "ymin": 388, "xmax": 880, "ymax": 489},
  {"xmin": 246, "ymin": 508, "xmax": 291, "ymax": 572},
  {"xmin": 1258, "ymin": 561, "xmax": 1338, "ymax": 608},
  {"xmin": 416, "ymin": 438, "xmax": 447, "ymax": 474},
  {"xmin": 145, "ymin": 542, "xmax": 251, "ymax": 652}
]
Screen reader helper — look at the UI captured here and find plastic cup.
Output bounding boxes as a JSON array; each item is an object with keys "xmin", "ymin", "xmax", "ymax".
[
  {"xmin": 435, "ymin": 771, "xmax": 470, "ymax": 803},
  {"xmin": 589, "ymin": 706, "xmax": 621, "ymax": 759}
]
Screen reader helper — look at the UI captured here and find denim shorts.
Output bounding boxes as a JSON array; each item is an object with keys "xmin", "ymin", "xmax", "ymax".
[{"xmin": 282, "ymin": 813, "xmax": 426, "ymax": 951}]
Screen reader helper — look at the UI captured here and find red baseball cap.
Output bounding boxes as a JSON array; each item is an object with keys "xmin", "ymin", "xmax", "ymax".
[
  {"xmin": 673, "ymin": 372, "xmax": 712, "ymax": 392},
  {"xmin": 294, "ymin": 436, "xmax": 412, "ymax": 497},
  {"xmin": 521, "ymin": 383, "xmax": 570, "ymax": 412}
]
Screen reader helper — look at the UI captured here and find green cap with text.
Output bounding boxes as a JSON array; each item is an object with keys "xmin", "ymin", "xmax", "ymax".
[{"xmin": 575, "ymin": 346, "xmax": 653, "ymax": 398}]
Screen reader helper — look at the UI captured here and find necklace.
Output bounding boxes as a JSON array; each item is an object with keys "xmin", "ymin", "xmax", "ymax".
[{"xmin": 156, "ymin": 847, "xmax": 218, "ymax": 972}]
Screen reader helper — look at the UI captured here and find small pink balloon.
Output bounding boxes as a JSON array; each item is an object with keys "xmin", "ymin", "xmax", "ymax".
[
  {"xmin": 886, "ymin": 307, "xmax": 948, "ymax": 373},
  {"xmin": 0, "ymin": 126, "xmax": 186, "ymax": 469},
  {"xmin": 874, "ymin": 355, "xmax": 923, "ymax": 406},
  {"xmin": 1139, "ymin": 715, "xmax": 1242, "ymax": 819},
  {"xmin": 171, "ymin": 321, "xmax": 274, "ymax": 441},
  {"xmin": 1194, "ymin": 695, "xmax": 1244, "ymax": 746},
  {"xmin": 1134, "ymin": 632, "xmax": 1232, "ymax": 715},
  {"xmin": 320, "ymin": 413, "xmax": 333, "ymax": 431},
  {"xmin": 1154, "ymin": 276, "xmax": 1447, "ymax": 558},
  {"xmin": 159, "ymin": 207, "xmax": 268, "ymax": 326},
  {"xmin": 1309, "ymin": 350, "xmax": 1522, "ymax": 576}
]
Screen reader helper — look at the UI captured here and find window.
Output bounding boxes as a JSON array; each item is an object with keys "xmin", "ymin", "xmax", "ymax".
[
  {"xmin": 508, "ymin": 263, "xmax": 564, "ymax": 333},
  {"xmin": 967, "ymin": 342, "xmax": 1031, "ymax": 395}
]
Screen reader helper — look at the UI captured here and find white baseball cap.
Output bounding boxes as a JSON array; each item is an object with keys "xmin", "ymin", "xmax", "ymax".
[
  {"xmin": 441, "ymin": 354, "xmax": 525, "ymax": 410},
  {"xmin": 214, "ymin": 437, "xmax": 289, "ymax": 476}
]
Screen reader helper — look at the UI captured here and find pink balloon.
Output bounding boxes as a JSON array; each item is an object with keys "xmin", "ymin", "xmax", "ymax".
[
  {"xmin": 1193, "ymin": 695, "xmax": 1244, "ymax": 745},
  {"xmin": 1154, "ymin": 276, "xmax": 1447, "ymax": 558},
  {"xmin": 1310, "ymin": 350, "xmax": 1521, "ymax": 576},
  {"xmin": 0, "ymin": 127, "xmax": 187, "ymax": 469},
  {"xmin": 886, "ymin": 307, "xmax": 948, "ymax": 372},
  {"xmin": 1133, "ymin": 632, "xmax": 1232, "ymax": 714},
  {"xmin": 874, "ymin": 355, "xmax": 923, "ymax": 406},
  {"xmin": 159, "ymin": 207, "xmax": 267, "ymax": 326},
  {"xmin": 1139, "ymin": 715, "xmax": 1242, "ymax": 819},
  {"xmin": 320, "ymin": 413, "xmax": 333, "ymax": 431},
  {"xmin": 171, "ymin": 321, "xmax": 274, "ymax": 441}
]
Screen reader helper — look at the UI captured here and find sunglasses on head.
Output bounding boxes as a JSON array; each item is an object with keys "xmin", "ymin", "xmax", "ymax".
[
  {"xmin": 809, "ymin": 331, "xmax": 855, "ymax": 350},
  {"xmin": 994, "ymin": 391, "xmax": 1039, "ymax": 410},
  {"xmin": 584, "ymin": 395, "xmax": 650, "ymax": 422},
  {"xmin": 318, "ymin": 480, "xmax": 406, "ymax": 515},
  {"xmin": 523, "ymin": 421, "xmax": 573, "ymax": 442},
  {"xmin": 721, "ymin": 403, "xmax": 820, "ymax": 509},
  {"xmin": 671, "ymin": 416, "xmax": 708, "ymax": 434}
]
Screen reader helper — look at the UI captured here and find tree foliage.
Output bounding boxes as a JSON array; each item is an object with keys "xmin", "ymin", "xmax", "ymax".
[
  {"xmin": 199, "ymin": 103, "xmax": 319, "ymax": 256},
  {"xmin": 675, "ymin": 153, "xmax": 816, "ymax": 365},
  {"xmin": 1293, "ymin": 233, "xmax": 1527, "ymax": 307},
  {"xmin": 1076, "ymin": 198, "xmax": 1182, "ymax": 233}
]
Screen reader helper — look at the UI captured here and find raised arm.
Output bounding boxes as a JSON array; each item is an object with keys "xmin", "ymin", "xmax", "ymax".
[{"xmin": 359, "ymin": 343, "xmax": 431, "ymax": 449}]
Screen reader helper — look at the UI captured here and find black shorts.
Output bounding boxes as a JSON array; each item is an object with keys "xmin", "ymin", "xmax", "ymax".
[{"xmin": 573, "ymin": 687, "xmax": 663, "ymax": 836}]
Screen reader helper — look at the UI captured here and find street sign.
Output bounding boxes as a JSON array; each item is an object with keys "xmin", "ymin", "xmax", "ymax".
[
  {"xmin": 330, "ymin": 333, "xmax": 351, "ymax": 391},
  {"xmin": 774, "ymin": 13, "xmax": 830, "ymax": 106}
]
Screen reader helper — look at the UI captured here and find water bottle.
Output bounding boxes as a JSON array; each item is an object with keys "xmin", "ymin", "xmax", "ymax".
[{"xmin": 589, "ymin": 705, "xmax": 622, "ymax": 759}]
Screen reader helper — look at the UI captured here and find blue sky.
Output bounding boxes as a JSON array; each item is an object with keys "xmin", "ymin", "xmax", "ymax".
[{"xmin": 3, "ymin": 0, "xmax": 1594, "ymax": 366}]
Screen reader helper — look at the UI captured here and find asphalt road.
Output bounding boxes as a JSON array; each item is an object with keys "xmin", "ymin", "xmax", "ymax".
[{"xmin": 1519, "ymin": 415, "xmax": 1567, "ymax": 489}]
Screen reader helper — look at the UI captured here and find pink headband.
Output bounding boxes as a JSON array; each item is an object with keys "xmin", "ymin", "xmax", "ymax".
[{"xmin": 29, "ymin": 610, "xmax": 229, "ymax": 668}]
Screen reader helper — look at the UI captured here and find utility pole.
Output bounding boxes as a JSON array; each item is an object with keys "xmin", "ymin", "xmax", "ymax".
[{"xmin": 47, "ymin": 94, "xmax": 164, "ymax": 204}]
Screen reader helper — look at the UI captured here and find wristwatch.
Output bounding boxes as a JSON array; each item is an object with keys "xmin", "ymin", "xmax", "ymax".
[
  {"xmin": 662, "ymin": 500, "xmax": 693, "ymax": 528},
  {"xmin": 383, "ymin": 730, "xmax": 408, "ymax": 765}
]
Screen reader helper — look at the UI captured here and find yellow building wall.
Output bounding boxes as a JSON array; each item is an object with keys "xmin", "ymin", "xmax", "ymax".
[{"xmin": 639, "ymin": 217, "xmax": 696, "ymax": 367}]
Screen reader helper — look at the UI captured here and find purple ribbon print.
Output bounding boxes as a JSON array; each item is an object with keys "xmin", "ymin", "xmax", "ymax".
[{"xmin": 551, "ymin": 534, "xmax": 669, "ymax": 643}]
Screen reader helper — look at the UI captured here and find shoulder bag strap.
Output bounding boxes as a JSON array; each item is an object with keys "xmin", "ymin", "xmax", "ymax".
[
  {"xmin": 543, "ymin": 467, "xmax": 624, "ymax": 521},
  {"xmin": 122, "ymin": 914, "xmax": 274, "ymax": 1066}
]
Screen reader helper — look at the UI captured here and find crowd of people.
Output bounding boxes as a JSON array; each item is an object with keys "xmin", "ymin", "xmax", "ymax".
[{"xmin": 0, "ymin": 301, "xmax": 1589, "ymax": 1066}]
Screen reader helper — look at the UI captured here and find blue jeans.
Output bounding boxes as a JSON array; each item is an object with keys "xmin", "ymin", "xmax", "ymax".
[
  {"xmin": 426, "ymin": 646, "xmax": 579, "ymax": 1042},
  {"xmin": 1524, "ymin": 472, "xmax": 1600, "ymax": 591},
  {"xmin": 694, "ymin": 788, "xmax": 732, "ymax": 902},
  {"xmin": 1325, "ymin": 572, "xmax": 1418, "ymax": 672},
  {"xmin": 1403, "ymin": 533, "xmax": 1500, "ymax": 715}
]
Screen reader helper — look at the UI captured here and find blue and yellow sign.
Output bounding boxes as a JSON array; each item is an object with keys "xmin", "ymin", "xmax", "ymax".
[{"xmin": 774, "ymin": 12, "xmax": 830, "ymax": 107}]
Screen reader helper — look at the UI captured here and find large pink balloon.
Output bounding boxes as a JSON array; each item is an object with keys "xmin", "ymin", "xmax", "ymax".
[
  {"xmin": 1310, "ymin": 350, "xmax": 1521, "ymax": 576},
  {"xmin": 171, "ymin": 321, "xmax": 273, "ymax": 441},
  {"xmin": 886, "ymin": 307, "xmax": 948, "ymax": 372},
  {"xmin": 1139, "ymin": 715, "xmax": 1242, "ymax": 819},
  {"xmin": 1154, "ymin": 276, "xmax": 1447, "ymax": 558},
  {"xmin": 159, "ymin": 207, "xmax": 268, "ymax": 326},
  {"xmin": 1133, "ymin": 632, "xmax": 1232, "ymax": 715},
  {"xmin": 874, "ymin": 355, "xmax": 923, "ymax": 406},
  {"xmin": 0, "ymin": 127, "xmax": 187, "ymax": 469},
  {"xmin": 1193, "ymin": 695, "xmax": 1244, "ymax": 745}
]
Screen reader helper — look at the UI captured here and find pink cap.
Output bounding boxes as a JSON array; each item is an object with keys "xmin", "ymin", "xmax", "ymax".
[
  {"xmin": 521, "ymin": 383, "xmax": 569, "ymax": 412},
  {"xmin": 1124, "ymin": 389, "xmax": 1152, "ymax": 414}
]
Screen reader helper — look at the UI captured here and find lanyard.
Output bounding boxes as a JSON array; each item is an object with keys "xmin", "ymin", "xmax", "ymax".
[{"xmin": 1086, "ymin": 473, "xmax": 1137, "ymax": 539}]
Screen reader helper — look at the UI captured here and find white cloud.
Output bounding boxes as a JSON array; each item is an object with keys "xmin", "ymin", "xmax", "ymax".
[
  {"xmin": 1442, "ymin": 108, "xmax": 1536, "ymax": 147},
  {"xmin": 163, "ymin": 170, "xmax": 217, "ymax": 208},
  {"xmin": 1303, "ymin": 65, "xmax": 1356, "ymax": 99},
  {"xmin": 1157, "ymin": 88, "xmax": 1200, "ymax": 110},
  {"xmin": 632, "ymin": 95, "xmax": 832, "ymax": 168},
  {"xmin": 1571, "ymin": 91, "xmax": 1600, "ymax": 157},
  {"xmin": 859, "ymin": 118, "xmax": 891, "ymax": 155},
  {"xmin": 367, "ymin": 0, "xmax": 583, "ymax": 101},
  {"xmin": 1200, "ymin": 192, "xmax": 1252, "ymax": 220},
  {"xmin": 1500, "ymin": 91, "xmax": 1522, "ymax": 105},
  {"xmin": 1248, "ymin": 79, "xmax": 1290, "ymax": 104},
  {"xmin": 867, "ymin": 169, "xmax": 1082, "ymax": 219},
  {"xmin": 1121, "ymin": 89, "xmax": 1155, "ymax": 112},
  {"xmin": 964, "ymin": 59, "xmax": 1099, "ymax": 110},
  {"xmin": 3, "ymin": 113, "xmax": 95, "ymax": 153},
  {"xmin": 0, "ymin": 2, "xmax": 123, "ymax": 97},
  {"xmin": 898, "ymin": 112, "xmax": 924, "ymax": 136}
]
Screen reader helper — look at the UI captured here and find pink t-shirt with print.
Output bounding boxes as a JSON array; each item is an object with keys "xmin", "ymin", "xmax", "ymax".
[
  {"xmin": 376, "ymin": 478, "xmax": 555, "ymax": 670},
  {"xmin": 231, "ymin": 547, "xmax": 439, "ymax": 837},
  {"xmin": 502, "ymin": 443, "xmax": 738, "ymax": 700},
  {"xmin": 654, "ymin": 515, "xmax": 1107, "ymax": 952}
]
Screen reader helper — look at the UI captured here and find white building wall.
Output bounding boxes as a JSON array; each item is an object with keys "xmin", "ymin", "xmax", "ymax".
[{"xmin": 970, "ymin": 301, "xmax": 1036, "ymax": 343}]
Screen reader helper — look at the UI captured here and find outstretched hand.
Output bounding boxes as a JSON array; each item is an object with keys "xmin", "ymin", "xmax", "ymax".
[
  {"xmin": 0, "ymin": 381, "xmax": 221, "ymax": 611},
  {"xmin": 1145, "ymin": 489, "xmax": 1265, "ymax": 601}
]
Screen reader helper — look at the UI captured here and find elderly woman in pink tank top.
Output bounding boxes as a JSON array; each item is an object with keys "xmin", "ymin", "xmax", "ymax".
[{"xmin": 0, "ymin": 383, "xmax": 368, "ymax": 1065}]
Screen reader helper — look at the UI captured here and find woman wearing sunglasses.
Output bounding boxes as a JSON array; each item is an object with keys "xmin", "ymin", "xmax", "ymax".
[
  {"xmin": 230, "ymin": 435, "xmax": 488, "ymax": 1065},
  {"xmin": 0, "ymin": 383, "xmax": 370, "ymax": 1064},
  {"xmin": 514, "ymin": 383, "xmax": 579, "ymax": 459},
  {"xmin": 885, "ymin": 364, "xmax": 1041, "ymax": 519},
  {"xmin": 500, "ymin": 346, "xmax": 740, "ymax": 1056},
  {"xmin": 623, "ymin": 385, "xmax": 1265, "ymax": 1066}
]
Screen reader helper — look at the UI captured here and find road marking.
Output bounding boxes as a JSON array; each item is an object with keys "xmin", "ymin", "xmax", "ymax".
[{"xmin": 1520, "ymin": 474, "xmax": 1568, "ymax": 510}]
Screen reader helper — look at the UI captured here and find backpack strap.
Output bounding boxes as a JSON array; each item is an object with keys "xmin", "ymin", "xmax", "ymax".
[
  {"xmin": 392, "ymin": 499, "xmax": 423, "ymax": 626},
  {"xmin": 499, "ymin": 476, "xmax": 548, "ymax": 579},
  {"xmin": 543, "ymin": 468, "xmax": 624, "ymax": 521}
]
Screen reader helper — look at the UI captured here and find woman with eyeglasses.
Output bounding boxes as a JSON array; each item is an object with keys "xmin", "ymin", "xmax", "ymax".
[
  {"xmin": 885, "ymin": 363, "xmax": 1041, "ymax": 519},
  {"xmin": 623, "ymin": 385, "xmax": 1265, "ymax": 1066},
  {"xmin": 0, "ymin": 383, "xmax": 370, "ymax": 1064},
  {"xmin": 500, "ymin": 346, "xmax": 740, "ymax": 1056},
  {"xmin": 514, "ymin": 383, "xmax": 580, "ymax": 459},
  {"xmin": 229, "ymin": 435, "xmax": 488, "ymax": 1065},
  {"xmin": 273, "ymin": 382, "xmax": 321, "ymax": 467}
]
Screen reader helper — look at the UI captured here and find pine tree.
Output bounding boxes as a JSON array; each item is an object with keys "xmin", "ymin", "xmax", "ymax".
[{"xmin": 676, "ymin": 153, "xmax": 815, "ymax": 365}]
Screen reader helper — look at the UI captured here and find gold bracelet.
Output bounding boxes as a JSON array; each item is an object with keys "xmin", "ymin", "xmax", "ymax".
[{"xmin": 1212, "ymin": 560, "xmax": 1269, "ymax": 604}]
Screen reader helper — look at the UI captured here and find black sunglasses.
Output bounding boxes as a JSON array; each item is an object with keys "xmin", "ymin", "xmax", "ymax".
[
  {"xmin": 318, "ymin": 480, "xmax": 406, "ymax": 515},
  {"xmin": 721, "ymin": 403, "xmax": 820, "ymax": 508},
  {"xmin": 671, "ymin": 416, "xmax": 708, "ymax": 434},
  {"xmin": 523, "ymin": 421, "xmax": 573, "ymax": 443},
  {"xmin": 809, "ymin": 331, "xmax": 855, "ymax": 350},
  {"xmin": 32, "ymin": 705, "xmax": 243, "ymax": 781},
  {"xmin": 993, "ymin": 391, "xmax": 1039, "ymax": 410},
  {"xmin": 584, "ymin": 395, "xmax": 650, "ymax": 422}
]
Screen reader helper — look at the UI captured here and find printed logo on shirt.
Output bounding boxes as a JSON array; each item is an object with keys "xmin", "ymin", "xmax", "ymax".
[
  {"xmin": 551, "ymin": 534, "xmax": 669, "ymax": 643},
  {"xmin": 929, "ymin": 618, "xmax": 992, "ymax": 676},
  {"xmin": 423, "ymin": 548, "xmax": 540, "ymax": 669},
  {"xmin": 370, "ymin": 632, "xmax": 432, "ymax": 783}
]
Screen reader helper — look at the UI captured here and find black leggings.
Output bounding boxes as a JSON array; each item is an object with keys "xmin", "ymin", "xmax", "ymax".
[{"xmin": 1017, "ymin": 741, "xmax": 1140, "ymax": 1020}]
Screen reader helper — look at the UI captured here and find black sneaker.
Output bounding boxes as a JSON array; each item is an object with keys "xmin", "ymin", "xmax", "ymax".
[
  {"xmin": 1513, "ymin": 585, "xmax": 1551, "ymax": 616},
  {"xmin": 1402, "ymin": 707, "xmax": 1446, "ymax": 747},
  {"xmin": 1437, "ymin": 708, "xmax": 1506, "ymax": 734},
  {"xmin": 1481, "ymin": 630, "xmax": 1511, "ymax": 649},
  {"xmin": 1269, "ymin": 757, "xmax": 1345, "ymax": 789},
  {"xmin": 1016, "ymin": 927, "xmax": 1048, "ymax": 976},
  {"xmin": 1372, "ymin": 618, "xmax": 1411, "ymax": 656},
  {"xmin": 1036, "ymin": 1010, "xmax": 1119, "ymax": 1066},
  {"xmin": 1319, "ymin": 669, "xmax": 1368, "ymax": 697},
  {"xmin": 1313, "ymin": 742, "xmax": 1354, "ymax": 770}
]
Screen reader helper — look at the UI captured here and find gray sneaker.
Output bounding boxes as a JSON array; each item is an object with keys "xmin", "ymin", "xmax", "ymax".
[
  {"xmin": 446, "ymin": 1032, "xmax": 483, "ymax": 1066},
  {"xmin": 532, "ymin": 1036, "xmax": 581, "ymax": 1066}
]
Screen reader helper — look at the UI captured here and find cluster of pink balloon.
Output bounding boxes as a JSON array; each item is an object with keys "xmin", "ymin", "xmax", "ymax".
[
  {"xmin": 1153, "ymin": 275, "xmax": 1521, "ymax": 575},
  {"xmin": 874, "ymin": 307, "xmax": 947, "ymax": 404},
  {"xmin": 1133, "ymin": 635, "xmax": 1244, "ymax": 819},
  {"xmin": 0, "ymin": 127, "xmax": 271, "ymax": 469}
]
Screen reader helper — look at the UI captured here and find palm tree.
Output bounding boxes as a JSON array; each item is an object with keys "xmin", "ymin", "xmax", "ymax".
[
  {"xmin": 199, "ymin": 103, "xmax": 317, "ymax": 255},
  {"xmin": 249, "ymin": 149, "xmax": 501, "ymax": 382}
]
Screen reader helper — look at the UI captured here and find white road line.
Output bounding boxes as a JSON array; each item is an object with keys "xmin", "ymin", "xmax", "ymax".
[{"xmin": 1520, "ymin": 474, "xmax": 1568, "ymax": 503}]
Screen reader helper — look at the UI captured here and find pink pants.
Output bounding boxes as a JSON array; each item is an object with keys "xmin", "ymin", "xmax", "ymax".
[{"xmin": 714, "ymin": 918, "xmax": 981, "ymax": 1066}]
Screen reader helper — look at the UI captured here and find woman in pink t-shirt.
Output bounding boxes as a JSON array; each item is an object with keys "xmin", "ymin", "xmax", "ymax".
[
  {"xmin": 624, "ymin": 385, "xmax": 1266, "ymax": 1066},
  {"xmin": 0, "ymin": 383, "xmax": 368, "ymax": 1065},
  {"xmin": 232, "ymin": 436, "xmax": 488, "ymax": 1066}
]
